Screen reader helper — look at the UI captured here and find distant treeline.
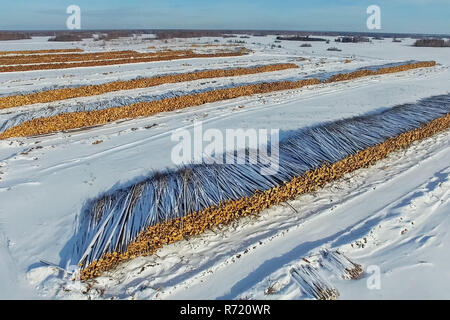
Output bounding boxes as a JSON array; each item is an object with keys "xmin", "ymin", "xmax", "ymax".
[
  {"xmin": 335, "ymin": 36, "xmax": 370, "ymax": 43},
  {"xmin": 0, "ymin": 32, "xmax": 31, "ymax": 40},
  {"xmin": 48, "ymin": 31, "xmax": 150, "ymax": 42},
  {"xmin": 1, "ymin": 29, "xmax": 449, "ymax": 42},
  {"xmin": 276, "ymin": 35, "xmax": 327, "ymax": 42},
  {"xmin": 48, "ymin": 33, "xmax": 86, "ymax": 42},
  {"xmin": 414, "ymin": 39, "xmax": 450, "ymax": 47}
]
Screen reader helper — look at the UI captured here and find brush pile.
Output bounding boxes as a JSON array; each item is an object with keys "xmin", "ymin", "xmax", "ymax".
[
  {"xmin": 71, "ymin": 94, "xmax": 450, "ymax": 279},
  {"xmin": 319, "ymin": 249, "xmax": 363, "ymax": 280},
  {"xmin": 0, "ymin": 61, "xmax": 436, "ymax": 139},
  {"xmin": 290, "ymin": 265, "xmax": 339, "ymax": 300},
  {"xmin": 0, "ymin": 63, "xmax": 298, "ymax": 109}
]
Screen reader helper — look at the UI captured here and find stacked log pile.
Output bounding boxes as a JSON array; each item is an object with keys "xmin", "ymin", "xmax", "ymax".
[
  {"xmin": 0, "ymin": 49, "xmax": 84, "ymax": 55},
  {"xmin": 0, "ymin": 49, "xmax": 250, "ymax": 72},
  {"xmin": 79, "ymin": 112, "xmax": 450, "ymax": 279},
  {"xmin": 0, "ymin": 61, "xmax": 436, "ymax": 139},
  {"xmin": 0, "ymin": 63, "xmax": 298, "ymax": 109}
]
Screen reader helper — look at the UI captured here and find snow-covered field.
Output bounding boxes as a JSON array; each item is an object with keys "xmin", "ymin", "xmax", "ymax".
[{"xmin": 0, "ymin": 35, "xmax": 448, "ymax": 299}]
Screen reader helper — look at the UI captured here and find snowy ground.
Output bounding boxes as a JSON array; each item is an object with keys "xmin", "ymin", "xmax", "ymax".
[{"xmin": 0, "ymin": 35, "xmax": 449, "ymax": 299}]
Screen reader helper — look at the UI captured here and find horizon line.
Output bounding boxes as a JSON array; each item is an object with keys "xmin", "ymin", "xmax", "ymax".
[{"xmin": 0, "ymin": 28, "xmax": 449, "ymax": 37}]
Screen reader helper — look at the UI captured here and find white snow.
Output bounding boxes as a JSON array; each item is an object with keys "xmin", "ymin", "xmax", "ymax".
[{"xmin": 0, "ymin": 35, "xmax": 449, "ymax": 299}]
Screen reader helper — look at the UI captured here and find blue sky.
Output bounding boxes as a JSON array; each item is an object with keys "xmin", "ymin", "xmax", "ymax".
[{"xmin": 1, "ymin": 0, "xmax": 449, "ymax": 34}]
